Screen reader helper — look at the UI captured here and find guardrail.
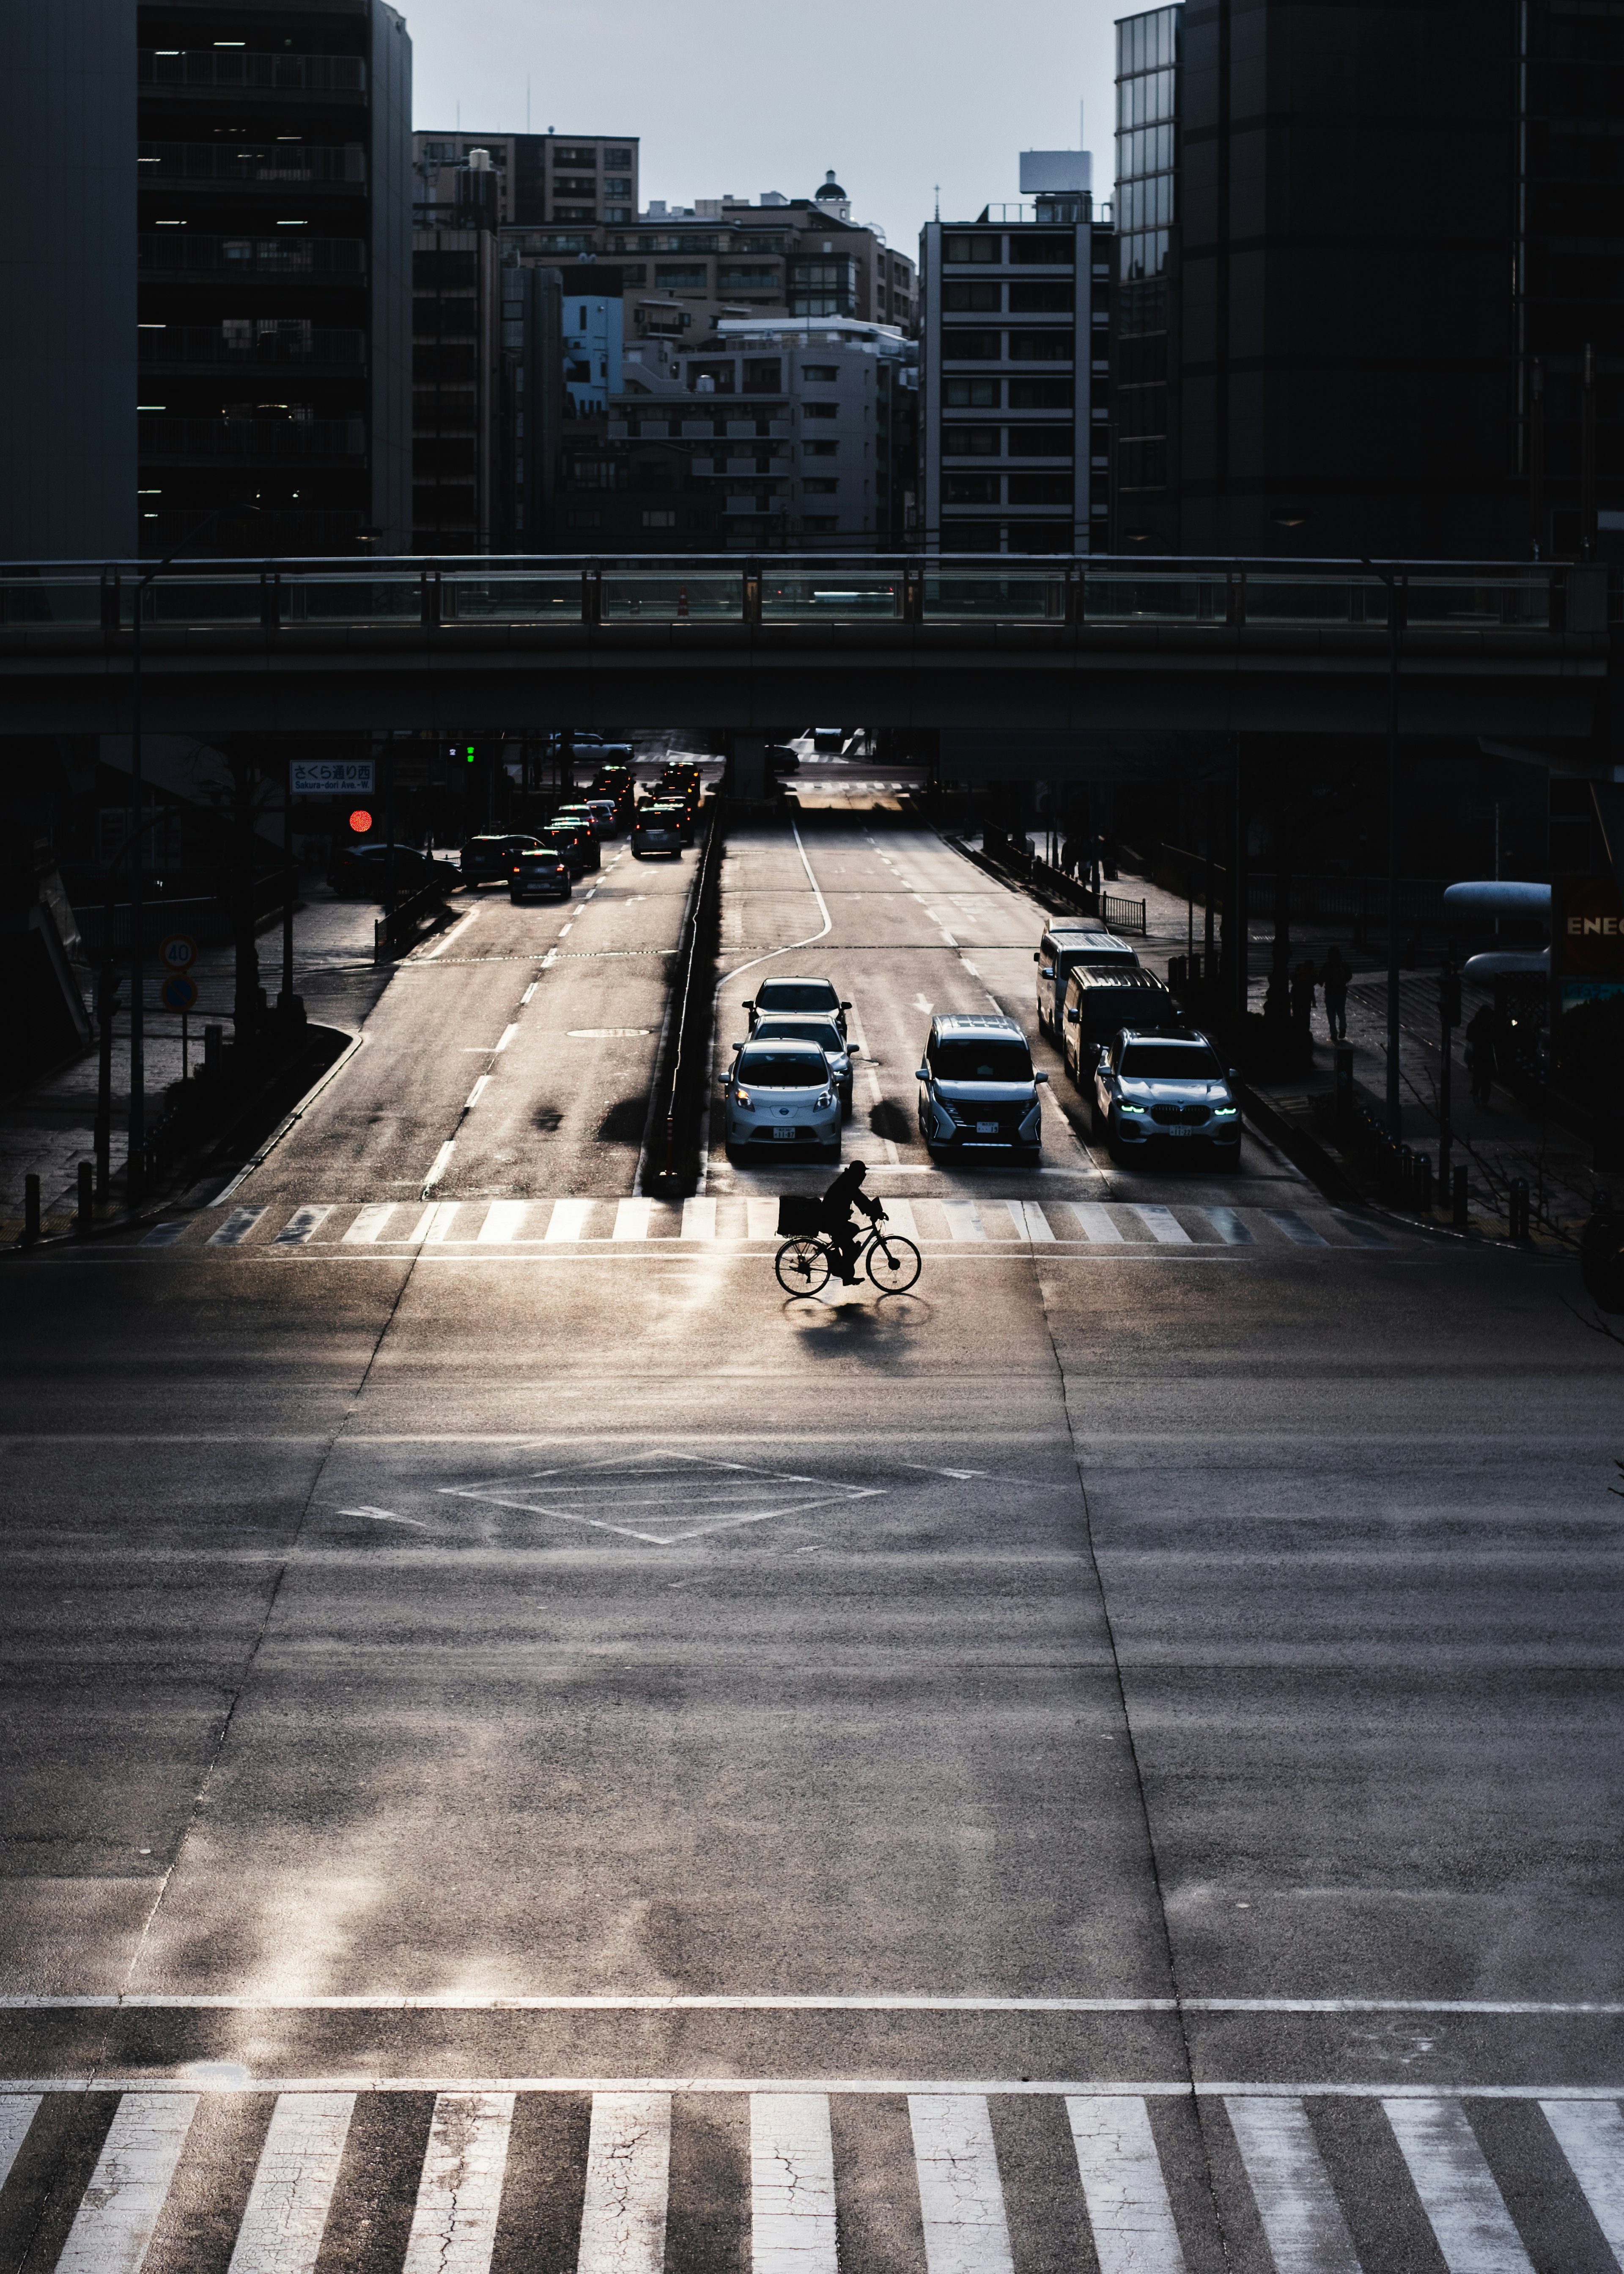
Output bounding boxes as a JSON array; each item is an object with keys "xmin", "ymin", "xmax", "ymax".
[
  {"xmin": 644, "ymin": 805, "xmax": 724, "ymax": 1195},
  {"xmin": 0, "ymin": 556, "xmax": 1603, "ymax": 636},
  {"xmin": 374, "ymin": 876, "xmax": 451, "ymax": 963}
]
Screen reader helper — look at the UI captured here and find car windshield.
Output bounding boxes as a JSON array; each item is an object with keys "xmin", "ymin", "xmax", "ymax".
[
  {"xmin": 1121, "ymin": 1044, "xmax": 1223, "ymax": 1078},
  {"xmin": 757, "ymin": 983, "xmax": 837, "ymax": 1012},
  {"xmin": 755, "ymin": 1019, "xmax": 842, "ymax": 1052},
  {"xmin": 737, "ymin": 1050, "xmax": 826, "ymax": 1088},
  {"xmin": 1076, "ymin": 985, "xmax": 1171, "ymax": 1026},
  {"xmin": 933, "ymin": 1038, "xmax": 1034, "ymax": 1082}
]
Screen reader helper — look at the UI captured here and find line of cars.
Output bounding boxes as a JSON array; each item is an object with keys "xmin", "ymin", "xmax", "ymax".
[{"xmin": 721, "ymin": 978, "xmax": 854, "ymax": 1159}]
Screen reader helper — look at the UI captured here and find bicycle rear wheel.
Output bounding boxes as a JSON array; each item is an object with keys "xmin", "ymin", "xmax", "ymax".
[
  {"xmin": 776, "ymin": 1237, "xmax": 831, "ymax": 1294},
  {"xmin": 866, "ymin": 1233, "xmax": 921, "ymax": 1293}
]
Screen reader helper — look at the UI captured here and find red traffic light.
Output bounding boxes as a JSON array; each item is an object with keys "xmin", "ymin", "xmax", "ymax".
[{"xmin": 348, "ymin": 808, "xmax": 373, "ymax": 835}]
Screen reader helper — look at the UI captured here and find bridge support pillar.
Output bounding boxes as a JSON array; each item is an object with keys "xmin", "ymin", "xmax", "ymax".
[{"xmin": 730, "ymin": 737, "xmax": 770, "ymax": 801}]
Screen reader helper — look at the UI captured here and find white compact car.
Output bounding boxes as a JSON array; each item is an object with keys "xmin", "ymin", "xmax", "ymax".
[{"xmin": 722, "ymin": 1035, "xmax": 842, "ymax": 1160}]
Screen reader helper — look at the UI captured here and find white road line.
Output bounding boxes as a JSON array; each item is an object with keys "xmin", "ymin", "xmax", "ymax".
[
  {"xmin": 478, "ymin": 1202, "xmax": 529, "ymax": 1244},
  {"xmin": 747, "ymin": 1198, "xmax": 781, "ymax": 1241},
  {"xmin": 520, "ymin": 982, "xmax": 538, "ymax": 1004},
  {"xmin": 495, "ymin": 1023, "xmax": 519, "ymax": 1052},
  {"xmin": 343, "ymin": 1203, "xmax": 397, "ymax": 1244},
  {"xmin": 226, "ymin": 2090, "xmax": 354, "ymax": 2274},
  {"xmin": 1065, "ymin": 2095, "xmax": 1187, "ymax": 2274},
  {"xmin": 424, "ymin": 1202, "xmax": 461, "ymax": 1243},
  {"xmin": 55, "ymin": 2089, "xmax": 198, "ymax": 2274},
  {"xmin": 422, "ymin": 1141, "xmax": 456, "ymax": 1193},
  {"xmin": 0, "ymin": 2095, "xmax": 39, "ymax": 2191},
  {"xmin": 576, "ymin": 2093, "xmax": 671, "ymax": 2274},
  {"xmin": 465, "ymin": 1075, "xmax": 491, "ymax": 1108},
  {"xmin": 208, "ymin": 1206, "xmax": 266, "ymax": 1246},
  {"xmin": 1132, "ymin": 1205, "xmax": 1192, "ymax": 1245},
  {"xmin": 1226, "ymin": 2096, "xmax": 1361, "ymax": 2274},
  {"xmin": 545, "ymin": 1198, "xmax": 595, "ymax": 1242},
  {"xmin": 944, "ymin": 1203, "xmax": 986, "ymax": 1241},
  {"xmin": 681, "ymin": 1197, "xmax": 717, "ymax": 1240},
  {"xmin": 751, "ymin": 2093, "xmax": 837, "ymax": 2274},
  {"xmin": 1002, "ymin": 1200, "xmax": 1054, "ymax": 1241},
  {"xmin": 273, "ymin": 1206, "xmax": 333, "ymax": 1247},
  {"xmin": 401, "ymin": 2092, "xmax": 515, "ymax": 2274},
  {"xmin": 405, "ymin": 1203, "xmax": 439, "ymax": 1243},
  {"xmin": 1539, "ymin": 2100, "xmax": 1624, "ymax": 2263},
  {"xmin": 1204, "ymin": 1206, "xmax": 1253, "ymax": 1244},
  {"xmin": 909, "ymin": 2094, "xmax": 1015, "ymax": 2274},
  {"xmin": 614, "ymin": 1199, "xmax": 653, "ymax": 1241},
  {"xmin": 1267, "ymin": 1210, "xmax": 1330, "ymax": 1247},
  {"xmin": 9, "ymin": 1996, "xmax": 1613, "ymax": 2018},
  {"xmin": 1333, "ymin": 1213, "xmax": 1392, "ymax": 1249},
  {"xmin": 878, "ymin": 1198, "xmax": 919, "ymax": 1239},
  {"xmin": 1382, "ymin": 2098, "xmax": 1535, "ymax": 2273},
  {"xmin": 139, "ymin": 1221, "xmax": 188, "ymax": 1247},
  {"xmin": 1070, "ymin": 1202, "xmax": 1124, "ymax": 1242},
  {"xmin": 421, "ymin": 904, "xmax": 481, "ymax": 959},
  {"xmin": 13, "ymin": 2076, "xmax": 1624, "ymax": 2099}
]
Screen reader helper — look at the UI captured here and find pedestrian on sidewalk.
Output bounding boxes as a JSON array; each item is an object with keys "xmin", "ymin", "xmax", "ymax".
[
  {"xmin": 1289, "ymin": 958, "xmax": 1318, "ymax": 1050},
  {"xmin": 1465, "ymin": 1002, "xmax": 1497, "ymax": 1107},
  {"xmin": 1321, "ymin": 946, "xmax": 1351, "ymax": 1042}
]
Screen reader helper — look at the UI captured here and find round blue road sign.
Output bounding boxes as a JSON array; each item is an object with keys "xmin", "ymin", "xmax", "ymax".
[{"xmin": 160, "ymin": 975, "xmax": 199, "ymax": 1012}]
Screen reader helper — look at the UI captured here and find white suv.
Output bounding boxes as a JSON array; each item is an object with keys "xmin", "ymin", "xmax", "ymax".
[{"xmin": 1093, "ymin": 1028, "xmax": 1241, "ymax": 1162}]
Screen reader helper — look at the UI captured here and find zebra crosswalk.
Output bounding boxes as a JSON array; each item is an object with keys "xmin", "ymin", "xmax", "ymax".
[
  {"xmin": 2, "ymin": 2082, "xmax": 1620, "ymax": 2272},
  {"xmin": 137, "ymin": 1197, "xmax": 1404, "ymax": 1254}
]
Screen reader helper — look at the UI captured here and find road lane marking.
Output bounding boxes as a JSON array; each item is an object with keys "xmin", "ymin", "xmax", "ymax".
[
  {"xmin": 909, "ymin": 2095, "xmax": 1015, "ymax": 2274},
  {"xmin": 405, "ymin": 1203, "xmax": 439, "ymax": 1242},
  {"xmin": 1266, "ymin": 1210, "xmax": 1330, "ymax": 1247},
  {"xmin": 878, "ymin": 1199, "xmax": 919, "ymax": 1239},
  {"xmin": 0, "ymin": 2095, "xmax": 40, "ymax": 2192},
  {"xmin": 1540, "ymin": 2099, "xmax": 1624, "ymax": 2261},
  {"xmin": 495, "ymin": 1023, "xmax": 519, "ymax": 1052},
  {"xmin": 1204, "ymin": 1206, "xmax": 1253, "ymax": 1244},
  {"xmin": 1132, "ymin": 1205, "xmax": 1192, "ymax": 1244},
  {"xmin": 614, "ymin": 1199, "xmax": 653, "ymax": 1240},
  {"xmin": 1013, "ymin": 1201, "xmax": 1055, "ymax": 1241},
  {"xmin": 577, "ymin": 2093, "xmax": 671, "ymax": 2274},
  {"xmin": 944, "ymin": 1203, "xmax": 986, "ymax": 1241},
  {"xmin": 751, "ymin": 2093, "xmax": 837, "ymax": 2274},
  {"xmin": 1065, "ymin": 2095, "xmax": 1187, "ymax": 2274},
  {"xmin": 1226, "ymin": 2096, "xmax": 1361, "ymax": 2274},
  {"xmin": 226, "ymin": 2090, "xmax": 354, "ymax": 2274},
  {"xmin": 343, "ymin": 1204, "xmax": 397, "ymax": 1244},
  {"xmin": 3, "ymin": 1997, "xmax": 1620, "ymax": 2016},
  {"xmin": 681, "ymin": 1198, "xmax": 717, "ymax": 1240},
  {"xmin": 425, "ymin": 1203, "xmax": 461, "ymax": 1243},
  {"xmin": 546, "ymin": 1199, "xmax": 595, "ymax": 1242},
  {"xmin": 55, "ymin": 2090, "xmax": 199, "ymax": 2274},
  {"xmin": 1382, "ymin": 2097, "xmax": 1535, "ymax": 2273},
  {"xmin": 747, "ymin": 1199, "xmax": 780, "ymax": 1240},
  {"xmin": 273, "ymin": 1206, "xmax": 333, "ymax": 1246},
  {"xmin": 420, "ymin": 904, "xmax": 481, "ymax": 959},
  {"xmin": 479, "ymin": 1202, "xmax": 529, "ymax": 1243},
  {"xmin": 422, "ymin": 1141, "xmax": 455, "ymax": 1194},
  {"xmin": 1069, "ymin": 1203, "xmax": 1124, "ymax": 1242},
  {"xmin": 465, "ymin": 1076, "xmax": 491, "ymax": 1107},
  {"xmin": 140, "ymin": 1222, "xmax": 189, "ymax": 1247},
  {"xmin": 1333, "ymin": 1213, "xmax": 1392, "ymax": 1248},
  {"xmin": 402, "ymin": 2092, "xmax": 515, "ymax": 2274},
  {"xmin": 520, "ymin": 982, "xmax": 538, "ymax": 1004},
  {"xmin": 208, "ymin": 1206, "xmax": 266, "ymax": 1245},
  {"xmin": 337, "ymin": 1507, "xmax": 428, "ymax": 1528}
]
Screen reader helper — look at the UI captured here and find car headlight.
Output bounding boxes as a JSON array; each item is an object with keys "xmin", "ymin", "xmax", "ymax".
[
  {"xmin": 735, "ymin": 1087, "xmax": 752, "ymax": 1109},
  {"xmin": 1119, "ymin": 1099, "xmax": 1148, "ymax": 1115},
  {"xmin": 1213, "ymin": 1104, "xmax": 1238, "ymax": 1118},
  {"xmin": 818, "ymin": 1091, "xmax": 834, "ymax": 1109}
]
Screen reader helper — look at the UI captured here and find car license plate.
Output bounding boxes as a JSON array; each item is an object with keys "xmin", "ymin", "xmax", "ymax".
[
  {"xmin": 976, "ymin": 1121, "xmax": 999, "ymax": 1134},
  {"xmin": 1166, "ymin": 1123, "xmax": 1195, "ymax": 1137},
  {"xmin": 773, "ymin": 1127, "xmax": 795, "ymax": 1141}
]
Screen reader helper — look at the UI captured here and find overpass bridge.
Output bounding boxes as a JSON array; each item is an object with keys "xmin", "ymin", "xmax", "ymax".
[{"xmin": 0, "ymin": 554, "xmax": 1611, "ymax": 752}]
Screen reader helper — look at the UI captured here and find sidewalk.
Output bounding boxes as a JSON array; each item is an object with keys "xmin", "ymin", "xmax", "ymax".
[
  {"xmin": 1117, "ymin": 865, "xmax": 1595, "ymax": 1249},
  {"xmin": 0, "ymin": 878, "xmax": 391, "ymax": 1223}
]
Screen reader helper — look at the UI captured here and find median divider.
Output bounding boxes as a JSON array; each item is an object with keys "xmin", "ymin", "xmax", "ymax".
[
  {"xmin": 642, "ymin": 802, "xmax": 726, "ymax": 1198},
  {"xmin": 375, "ymin": 876, "xmax": 453, "ymax": 962}
]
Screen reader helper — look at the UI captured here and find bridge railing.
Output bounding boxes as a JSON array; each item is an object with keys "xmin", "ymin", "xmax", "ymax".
[{"xmin": 0, "ymin": 558, "xmax": 1589, "ymax": 636}]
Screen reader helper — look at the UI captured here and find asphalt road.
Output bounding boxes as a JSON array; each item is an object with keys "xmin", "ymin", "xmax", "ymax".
[{"xmin": 0, "ymin": 798, "xmax": 1620, "ymax": 2274}]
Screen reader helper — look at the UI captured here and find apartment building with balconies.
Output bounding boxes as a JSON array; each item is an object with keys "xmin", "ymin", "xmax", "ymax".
[
  {"xmin": 413, "ymin": 134, "xmax": 639, "ymax": 231},
  {"xmin": 136, "ymin": 0, "xmax": 411, "ymax": 556},
  {"xmin": 919, "ymin": 191, "xmax": 1113, "ymax": 553}
]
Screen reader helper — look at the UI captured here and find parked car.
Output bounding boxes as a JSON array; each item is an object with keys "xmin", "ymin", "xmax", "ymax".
[
  {"xmin": 915, "ymin": 1011, "xmax": 1049, "ymax": 1159},
  {"xmin": 1092, "ymin": 1028, "xmax": 1241, "ymax": 1163},
  {"xmin": 331, "ymin": 842, "xmax": 450, "ymax": 898},
  {"xmin": 460, "ymin": 833, "xmax": 540, "ymax": 885},
  {"xmin": 631, "ymin": 811, "xmax": 683, "ymax": 858},
  {"xmin": 509, "ymin": 848, "xmax": 573, "ymax": 903},
  {"xmin": 746, "ymin": 1014, "xmax": 856, "ymax": 1116},
  {"xmin": 537, "ymin": 820, "xmax": 597, "ymax": 876},
  {"xmin": 1034, "ymin": 923, "xmax": 1141, "ymax": 1038},
  {"xmin": 743, "ymin": 977, "xmax": 850, "ymax": 1038},
  {"xmin": 766, "ymin": 744, "xmax": 800, "ymax": 773},
  {"xmin": 1060, "ymin": 965, "xmax": 1184, "ymax": 1083},
  {"xmin": 722, "ymin": 1035, "xmax": 842, "ymax": 1160}
]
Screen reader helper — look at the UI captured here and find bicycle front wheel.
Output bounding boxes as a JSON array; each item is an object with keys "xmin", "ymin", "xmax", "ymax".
[
  {"xmin": 776, "ymin": 1237, "xmax": 831, "ymax": 1295},
  {"xmin": 867, "ymin": 1233, "xmax": 921, "ymax": 1293}
]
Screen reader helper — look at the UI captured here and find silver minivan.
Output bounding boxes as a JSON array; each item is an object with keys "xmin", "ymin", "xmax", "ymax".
[{"xmin": 1034, "ymin": 925, "xmax": 1141, "ymax": 1039}]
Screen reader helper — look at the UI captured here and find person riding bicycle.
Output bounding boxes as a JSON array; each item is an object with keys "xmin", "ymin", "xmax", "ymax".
[{"xmin": 820, "ymin": 1159, "xmax": 882, "ymax": 1284}]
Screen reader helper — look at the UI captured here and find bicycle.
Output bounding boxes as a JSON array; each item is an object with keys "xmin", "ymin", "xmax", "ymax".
[{"xmin": 774, "ymin": 1206, "xmax": 922, "ymax": 1296}]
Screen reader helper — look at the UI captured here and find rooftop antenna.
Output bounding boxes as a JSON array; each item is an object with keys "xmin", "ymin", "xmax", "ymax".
[{"xmin": 933, "ymin": 183, "xmax": 940, "ymax": 219}]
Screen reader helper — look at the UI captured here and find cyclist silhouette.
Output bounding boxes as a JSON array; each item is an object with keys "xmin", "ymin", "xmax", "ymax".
[{"xmin": 820, "ymin": 1159, "xmax": 881, "ymax": 1284}]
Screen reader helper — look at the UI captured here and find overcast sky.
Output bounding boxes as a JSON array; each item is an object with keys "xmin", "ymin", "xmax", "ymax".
[{"xmin": 404, "ymin": 0, "xmax": 1124, "ymax": 252}]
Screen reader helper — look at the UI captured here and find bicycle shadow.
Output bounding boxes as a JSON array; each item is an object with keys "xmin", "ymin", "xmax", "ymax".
[{"xmin": 782, "ymin": 1291, "xmax": 934, "ymax": 1348}]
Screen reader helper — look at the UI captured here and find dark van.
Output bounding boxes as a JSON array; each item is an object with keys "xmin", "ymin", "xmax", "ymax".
[{"xmin": 1060, "ymin": 964, "xmax": 1184, "ymax": 1084}]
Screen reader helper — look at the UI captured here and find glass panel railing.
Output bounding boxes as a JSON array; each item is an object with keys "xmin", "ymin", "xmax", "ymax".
[
  {"xmin": 442, "ymin": 576, "xmax": 582, "ymax": 623},
  {"xmin": 1404, "ymin": 578, "xmax": 1550, "ymax": 628},
  {"xmin": 0, "ymin": 577, "xmax": 104, "ymax": 626},
  {"xmin": 601, "ymin": 574, "xmax": 741, "ymax": 620},
  {"xmin": 1082, "ymin": 576, "xmax": 1211, "ymax": 621},
  {"xmin": 135, "ymin": 577, "xmax": 266, "ymax": 625},
  {"xmin": 281, "ymin": 574, "xmax": 422, "ymax": 625},
  {"xmin": 1242, "ymin": 577, "xmax": 1357, "ymax": 624},
  {"xmin": 760, "ymin": 575, "xmax": 902, "ymax": 619},
  {"xmin": 922, "ymin": 574, "xmax": 1066, "ymax": 619}
]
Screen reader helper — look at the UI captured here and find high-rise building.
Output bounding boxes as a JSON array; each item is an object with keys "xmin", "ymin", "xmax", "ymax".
[
  {"xmin": 412, "ymin": 227, "xmax": 502, "ymax": 551},
  {"xmin": 919, "ymin": 191, "xmax": 1113, "ymax": 554},
  {"xmin": 414, "ymin": 134, "xmax": 639, "ymax": 231},
  {"xmin": 1111, "ymin": 5, "xmax": 1180, "ymax": 548},
  {"xmin": 136, "ymin": 0, "xmax": 413, "ymax": 556}
]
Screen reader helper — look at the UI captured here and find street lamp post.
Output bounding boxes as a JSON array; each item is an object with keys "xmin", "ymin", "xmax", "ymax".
[{"xmin": 1362, "ymin": 558, "xmax": 1405, "ymax": 1136}]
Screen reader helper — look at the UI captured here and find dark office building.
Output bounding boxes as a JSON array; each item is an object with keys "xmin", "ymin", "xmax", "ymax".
[
  {"xmin": 1111, "ymin": 0, "xmax": 1623, "ymax": 559},
  {"xmin": 136, "ymin": 0, "xmax": 412, "ymax": 557}
]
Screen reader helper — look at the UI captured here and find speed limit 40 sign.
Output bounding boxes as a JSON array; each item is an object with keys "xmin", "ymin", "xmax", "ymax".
[{"xmin": 158, "ymin": 935, "xmax": 197, "ymax": 972}]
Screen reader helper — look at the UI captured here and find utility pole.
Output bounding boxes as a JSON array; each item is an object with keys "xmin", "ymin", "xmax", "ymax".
[{"xmin": 1363, "ymin": 559, "xmax": 1405, "ymax": 1134}]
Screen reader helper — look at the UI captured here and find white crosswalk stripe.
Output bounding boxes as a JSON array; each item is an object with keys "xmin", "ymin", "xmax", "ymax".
[
  {"xmin": 1266, "ymin": 1209, "xmax": 1330, "ymax": 1247},
  {"xmin": 1070, "ymin": 1201, "xmax": 1125, "ymax": 1242},
  {"xmin": 272, "ymin": 1205, "xmax": 332, "ymax": 1246},
  {"xmin": 208, "ymin": 1205, "xmax": 266, "ymax": 1245},
  {"xmin": 0, "ymin": 2085, "xmax": 1614, "ymax": 2272},
  {"xmin": 343, "ymin": 1202, "xmax": 397, "ymax": 1244},
  {"xmin": 546, "ymin": 1198, "xmax": 594, "ymax": 1242},
  {"xmin": 1132, "ymin": 1204, "xmax": 1192, "ymax": 1244}
]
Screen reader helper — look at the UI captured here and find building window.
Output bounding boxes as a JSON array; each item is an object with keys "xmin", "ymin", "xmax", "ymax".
[
  {"xmin": 605, "ymin": 148, "xmax": 633, "ymax": 168},
  {"xmin": 802, "ymin": 440, "xmax": 838, "ymax": 456},
  {"xmin": 1007, "ymin": 426, "xmax": 1073, "ymax": 456},
  {"xmin": 554, "ymin": 207, "xmax": 595, "ymax": 222},
  {"xmin": 656, "ymin": 265, "xmax": 708, "ymax": 287},
  {"xmin": 1009, "ymin": 333, "xmax": 1072, "ymax": 363},
  {"xmin": 1009, "ymin": 281, "xmax": 1074, "ymax": 312},
  {"xmin": 1007, "ymin": 472, "xmax": 1073, "ymax": 504},
  {"xmin": 943, "ymin": 281, "xmax": 1001, "ymax": 311},
  {"xmin": 554, "ymin": 176, "xmax": 597, "ymax": 197},
  {"xmin": 944, "ymin": 473, "xmax": 1000, "ymax": 504},
  {"xmin": 1008, "ymin": 235, "xmax": 1074, "ymax": 266},
  {"xmin": 1009, "ymin": 376, "xmax": 1073, "ymax": 409},
  {"xmin": 720, "ymin": 266, "xmax": 781, "ymax": 288},
  {"xmin": 802, "ymin": 401, "xmax": 839, "ymax": 419},
  {"xmin": 943, "ymin": 427, "xmax": 1001, "ymax": 456},
  {"xmin": 605, "ymin": 177, "xmax": 633, "ymax": 196},
  {"xmin": 642, "ymin": 509, "xmax": 677, "ymax": 526},
  {"xmin": 801, "ymin": 364, "xmax": 839, "ymax": 382},
  {"xmin": 743, "ymin": 358, "xmax": 782, "ymax": 394},
  {"xmin": 555, "ymin": 146, "xmax": 598, "ymax": 167},
  {"xmin": 803, "ymin": 477, "xmax": 839, "ymax": 493},
  {"xmin": 944, "ymin": 377, "xmax": 999, "ymax": 407},
  {"xmin": 942, "ymin": 330, "xmax": 1002, "ymax": 360},
  {"xmin": 943, "ymin": 234, "xmax": 1000, "ymax": 263},
  {"xmin": 804, "ymin": 515, "xmax": 839, "ymax": 530},
  {"xmin": 565, "ymin": 509, "xmax": 602, "ymax": 527}
]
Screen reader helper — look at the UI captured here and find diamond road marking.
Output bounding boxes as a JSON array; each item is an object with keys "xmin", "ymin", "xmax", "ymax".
[{"xmin": 438, "ymin": 1449, "xmax": 883, "ymax": 1545}]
